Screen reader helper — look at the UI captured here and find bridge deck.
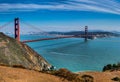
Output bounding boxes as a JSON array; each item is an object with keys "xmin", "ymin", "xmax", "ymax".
[{"xmin": 22, "ymin": 35, "xmax": 95, "ymax": 43}]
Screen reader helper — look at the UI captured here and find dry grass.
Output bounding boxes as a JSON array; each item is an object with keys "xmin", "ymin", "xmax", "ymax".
[
  {"xmin": 78, "ymin": 71, "xmax": 120, "ymax": 82},
  {"xmin": 50, "ymin": 68, "xmax": 94, "ymax": 82},
  {"xmin": 0, "ymin": 66, "xmax": 68, "ymax": 82},
  {"xmin": 0, "ymin": 65, "xmax": 120, "ymax": 82}
]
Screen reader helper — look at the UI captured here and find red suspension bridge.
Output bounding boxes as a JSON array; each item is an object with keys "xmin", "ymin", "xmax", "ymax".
[{"xmin": 0, "ymin": 18, "xmax": 95, "ymax": 43}]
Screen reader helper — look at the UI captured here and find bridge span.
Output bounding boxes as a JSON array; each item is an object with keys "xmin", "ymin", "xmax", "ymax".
[
  {"xmin": 1, "ymin": 18, "xmax": 95, "ymax": 43},
  {"xmin": 22, "ymin": 35, "xmax": 95, "ymax": 43}
]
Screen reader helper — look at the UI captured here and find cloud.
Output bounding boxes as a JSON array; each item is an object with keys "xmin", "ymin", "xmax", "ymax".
[{"xmin": 0, "ymin": 0, "xmax": 120, "ymax": 15}]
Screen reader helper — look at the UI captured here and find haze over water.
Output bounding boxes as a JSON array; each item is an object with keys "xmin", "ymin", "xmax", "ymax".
[{"xmin": 21, "ymin": 35, "xmax": 120, "ymax": 72}]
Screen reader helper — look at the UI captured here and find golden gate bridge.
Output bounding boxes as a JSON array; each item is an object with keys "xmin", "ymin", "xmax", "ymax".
[{"xmin": 0, "ymin": 18, "xmax": 95, "ymax": 43}]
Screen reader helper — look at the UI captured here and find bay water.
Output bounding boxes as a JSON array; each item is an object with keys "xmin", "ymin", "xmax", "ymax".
[{"xmin": 21, "ymin": 35, "xmax": 120, "ymax": 72}]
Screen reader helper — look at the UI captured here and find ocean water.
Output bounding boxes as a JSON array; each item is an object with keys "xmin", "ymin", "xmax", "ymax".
[{"xmin": 21, "ymin": 35, "xmax": 120, "ymax": 72}]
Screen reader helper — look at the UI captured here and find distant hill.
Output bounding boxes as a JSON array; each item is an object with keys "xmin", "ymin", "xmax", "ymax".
[
  {"xmin": 0, "ymin": 32, "xmax": 52, "ymax": 71},
  {"xmin": 49, "ymin": 31, "xmax": 120, "ymax": 37}
]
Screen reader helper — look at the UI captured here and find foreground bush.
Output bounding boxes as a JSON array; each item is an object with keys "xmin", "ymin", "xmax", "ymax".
[
  {"xmin": 112, "ymin": 77, "xmax": 120, "ymax": 82},
  {"xmin": 51, "ymin": 68, "xmax": 94, "ymax": 82},
  {"xmin": 81, "ymin": 75, "xmax": 94, "ymax": 82},
  {"xmin": 103, "ymin": 63, "xmax": 120, "ymax": 71},
  {"xmin": 51, "ymin": 68, "xmax": 78, "ymax": 81}
]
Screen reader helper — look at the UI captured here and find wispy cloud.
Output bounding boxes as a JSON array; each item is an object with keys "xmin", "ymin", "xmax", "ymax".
[{"xmin": 0, "ymin": 0, "xmax": 120, "ymax": 15}]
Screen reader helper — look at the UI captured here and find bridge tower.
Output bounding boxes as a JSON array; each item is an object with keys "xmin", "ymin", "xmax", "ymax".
[
  {"xmin": 14, "ymin": 18, "xmax": 20, "ymax": 41},
  {"xmin": 85, "ymin": 26, "xmax": 88, "ymax": 41}
]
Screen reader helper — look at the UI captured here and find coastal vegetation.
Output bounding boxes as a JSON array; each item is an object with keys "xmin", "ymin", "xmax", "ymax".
[
  {"xmin": 50, "ymin": 68, "xmax": 93, "ymax": 82},
  {"xmin": 112, "ymin": 77, "xmax": 120, "ymax": 82},
  {"xmin": 103, "ymin": 63, "xmax": 120, "ymax": 71}
]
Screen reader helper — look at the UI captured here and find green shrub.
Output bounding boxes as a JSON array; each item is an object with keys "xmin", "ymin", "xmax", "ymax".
[
  {"xmin": 81, "ymin": 75, "xmax": 94, "ymax": 82},
  {"xmin": 112, "ymin": 77, "xmax": 120, "ymax": 82},
  {"xmin": 12, "ymin": 65, "xmax": 26, "ymax": 69},
  {"xmin": 51, "ymin": 68, "xmax": 94, "ymax": 82},
  {"xmin": 103, "ymin": 63, "xmax": 120, "ymax": 71},
  {"xmin": 51, "ymin": 68, "xmax": 78, "ymax": 81}
]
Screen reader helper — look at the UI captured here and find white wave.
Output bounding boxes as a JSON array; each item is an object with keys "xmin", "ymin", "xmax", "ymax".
[{"xmin": 50, "ymin": 51, "xmax": 90, "ymax": 57}]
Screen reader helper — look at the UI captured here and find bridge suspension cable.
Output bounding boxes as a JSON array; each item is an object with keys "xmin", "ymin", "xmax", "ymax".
[
  {"xmin": 20, "ymin": 20, "xmax": 58, "ymax": 36},
  {"xmin": 0, "ymin": 20, "xmax": 13, "ymax": 30}
]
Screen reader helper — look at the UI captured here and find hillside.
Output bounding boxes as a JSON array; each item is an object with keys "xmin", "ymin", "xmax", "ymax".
[
  {"xmin": 0, "ymin": 66, "xmax": 68, "ymax": 82},
  {"xmin": 78, "ymin": 71, "xmax": 120, "ymax": 82},
  {"xmin": 0, "ymin": 66, "xmax": 120, "ymax": 82},
  {"xmin": 0, "ymin": 32, "xmax": 51, "ymax": 71}
]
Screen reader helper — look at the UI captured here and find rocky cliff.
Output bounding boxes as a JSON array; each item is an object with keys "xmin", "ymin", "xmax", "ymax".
[{"xmin": 0, "ymin": 32, "xmax": 51, "ymax": 71}]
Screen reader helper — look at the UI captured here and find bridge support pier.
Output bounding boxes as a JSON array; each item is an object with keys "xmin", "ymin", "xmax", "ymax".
[
  {"xmin": 14, "ymin": 18, "xmax": 20, "ymax": 41},
  {"xmin": 85, "ymin": 26, "xmax": 88, "ymax": 41}
]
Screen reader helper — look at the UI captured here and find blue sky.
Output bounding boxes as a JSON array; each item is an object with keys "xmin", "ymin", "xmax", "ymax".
[{"xmin": 0, "ymin": 0, "xmax": 120, "ymax": 33}]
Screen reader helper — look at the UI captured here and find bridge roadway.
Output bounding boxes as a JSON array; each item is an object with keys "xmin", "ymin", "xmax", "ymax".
[{"xmin": 22, "ymin": 35, "xmax": 95, "ymax": 43}]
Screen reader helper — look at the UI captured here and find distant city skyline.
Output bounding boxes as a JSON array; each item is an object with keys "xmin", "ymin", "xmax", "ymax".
[{"xmin": 0, "ymin": 0, "xmax": 120, "ymax": 33}]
